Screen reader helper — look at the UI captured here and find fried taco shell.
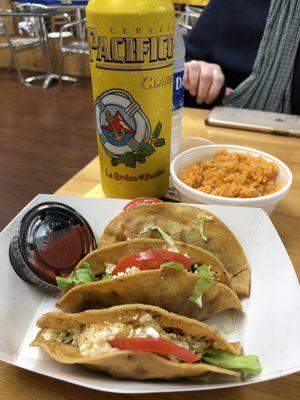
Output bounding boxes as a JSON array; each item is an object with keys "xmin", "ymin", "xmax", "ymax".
[
  {"xmin": 57, "ymin": 239, "xmax": 242, "ymax": 320},
  {"xmin": 32, "ymin": 304, "xmax": 242, "ymax": 380},
  {"xmin": 70, "ymin": 238, "xmax": 231, "ymax": 286},
  {"xmin": 99, "ymin": 204, "xmax": 249, "ymax": 295}
]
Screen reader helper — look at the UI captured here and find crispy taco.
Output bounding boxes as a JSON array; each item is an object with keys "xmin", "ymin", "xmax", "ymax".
[
  {"xmin": 99, "ymin": 203, "xmax": 249, "ymax": 295},
  {"xmin": 32, "ymin": 304, "xmax": 261, "ymax": 381},
  {"xmin": 57, "ymin": 239, "xmax": 242, "ymax": 320}
]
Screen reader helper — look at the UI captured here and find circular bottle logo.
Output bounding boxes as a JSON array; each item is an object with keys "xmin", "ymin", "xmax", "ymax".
[
  {"xmin": 94, "ymin": 89, "xmax": 165, "ymax": 168},
  {"xmin": 95, "ymin": 89, "xmax": 151, "ymax": 157}
]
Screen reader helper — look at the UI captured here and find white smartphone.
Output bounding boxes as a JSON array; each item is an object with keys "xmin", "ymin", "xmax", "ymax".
[{"xmin": 205, "ymin": 106, "xmax": 300, "ymax": 138}]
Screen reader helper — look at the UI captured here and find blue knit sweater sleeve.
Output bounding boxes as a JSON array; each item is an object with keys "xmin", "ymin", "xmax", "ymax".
[
  {"xmin": 184, "ymin": 0, "xmax": 300, "ymax": 113},
  {"xmin": 185, "ymin": 0, "xmax": 222, "ymax": 63},
  {"xmin": 185, "ymin": 0, "xmax": 270, "ymax": 88}
]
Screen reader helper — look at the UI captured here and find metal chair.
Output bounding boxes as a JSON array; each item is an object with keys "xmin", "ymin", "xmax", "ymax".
[
  {"xmin": 58, "ymin": 17, "xmax": 88, "ymax": 88},
  {"xmin": 0, "ymin": 13, "xmax": 12, "ymax": 67},
  {"xmin": 14, "ymin": 3, "xmax": 74, "ymax": 39},
  {"xmin": 184, "ymin": 5, "xmax": 203, "ymax": 28},
  {"xmin": 14, "ymin": 3, "xmax": 49, "ymax": 38},
  {"xmin": 51, "ymin": 13, "xmax": 73, "ymax": 35},
  {"xmin": 175, "ymin": 4, "xmax": 202, "ymax": 35},
  {"xmin": 0, "ymin": 8, "xmax": 43, "ymax": 85}
]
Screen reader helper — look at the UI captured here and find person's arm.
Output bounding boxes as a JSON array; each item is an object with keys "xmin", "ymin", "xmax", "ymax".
[{"xmin": 184, "ymin": 0, "xmax": 226, "ymax": 105}]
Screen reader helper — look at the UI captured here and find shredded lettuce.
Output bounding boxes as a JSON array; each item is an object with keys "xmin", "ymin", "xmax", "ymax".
[
  {"xmin": 203, "ymin": 349, "xmax": 262, "ymax": 376},
  {"xmin": 56, "ymin": 277, "xmax": 74, "ymax": 292},
  {"xmin": 195, "ymin": 264, "xmax": 214, "ymax": 278},
  {"xmin": 56, "ymin": 262, "xmax": 95, "ymax": 292},
  {"xmin": 198, "ymin": 214, "xmax": 213, "ymax": 242},
  {"xmin": 189, "ymin": 264, "xmax": 214, "ymax": 307},
  {"xmin": 140, "ymin": 221, "xmax": 179, "ymax": 253},
  {"xmin": 161, "ymin": 261, "xmax": 184, "ymax": 270}
]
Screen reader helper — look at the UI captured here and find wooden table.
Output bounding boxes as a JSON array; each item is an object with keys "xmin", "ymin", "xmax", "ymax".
[{"xmin": 1, "ymin": 108, "xmax": 299, "ymax": 400}]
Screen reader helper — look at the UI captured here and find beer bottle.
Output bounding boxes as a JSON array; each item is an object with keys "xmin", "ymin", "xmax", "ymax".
[{"xmin": 86, "ymin": 0, "xmax": 174, "ymax": 198}]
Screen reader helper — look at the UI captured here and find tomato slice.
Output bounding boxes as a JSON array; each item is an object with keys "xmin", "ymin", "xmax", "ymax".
[
  {"xmin": 112, "ymin": 250, "xmax": 193, "ymax": 275},
  {"xmin": 109, "ymin": 337, "xmax": 200, "ymax": 363},
  {"xmin": 123, "ymin": 198, "xmax": 162, "ymax": 210}
]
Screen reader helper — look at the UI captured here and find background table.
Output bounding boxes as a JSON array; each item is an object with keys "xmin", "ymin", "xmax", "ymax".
[
  {"xmin": 0, "ymin": 8, "xmax": 73, "ymax": 88},
  {"xmin": 1, "ymin": 107, "xmax": 299, "ymax": 400},
  {"xmin": 0, "ymin": 0, "xmax": 89, "ymax": 77}
]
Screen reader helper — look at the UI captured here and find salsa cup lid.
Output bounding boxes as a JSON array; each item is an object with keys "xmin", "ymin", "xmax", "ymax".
[{"xmin": 9, "ymin": 202, "xmax": 96, "ymax": 290}]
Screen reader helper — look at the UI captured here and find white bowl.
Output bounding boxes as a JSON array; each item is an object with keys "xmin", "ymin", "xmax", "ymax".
[{"xmin": 170, "ymin": 144, "xmax": 293, "ymax": 215}]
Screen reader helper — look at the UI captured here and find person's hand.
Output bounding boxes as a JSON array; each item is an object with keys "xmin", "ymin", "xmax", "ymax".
[{"xmin": 184, "ymin": 60, "xmax": 225, "ymax": 104}]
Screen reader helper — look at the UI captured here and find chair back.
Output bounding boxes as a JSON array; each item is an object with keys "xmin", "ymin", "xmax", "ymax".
[
  {"xmin": 0, "ymin": 16, "xmax": 7, "ymax": 36},
  {"xmin": 184, "ymin": 4, "xmax": 203, "ymax": 28},
  {"xmin": 0, "ymin": 9, "xmax": 12, "ymax": 45},
  {"xmin": 175, "ymin": 5, "xmax": 202, "ymax": 36},
  {"xmin": 60, "ymin": 17, "xmax": 87, "ymax": 52},
  {"xmin": 14, "ymin": 3, "xmax": 49, "ymax": 39}
]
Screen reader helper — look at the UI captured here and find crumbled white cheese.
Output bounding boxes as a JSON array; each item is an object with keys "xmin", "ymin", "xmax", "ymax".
[
  {"xmin": 139, "ymin": 313, "xmax": 153, "ymax": 324},
  {"xmin": 128, "ymin": 328, "xmax": 134, "ymax": 338},
  {"xmin": 135, "ymin": 328, "xmax": 142, "ymax": 336},
  {"xmin": 79, "ymin": 323, "xmax": 123, "ymax": 342},
  {"xmin": 42, "ymin": 329, "xmax": 59, "ymax": 341},
  {"xmin": 77, "ymin": 323, "xmax": 125, "ymax": 356},
  {"xmin": 79, "ymin": 340, "xmax": 115, "ymax": 357},
  {"xmin": 115, "ymin": 266, "xmax": 141, "ymax": 277},
  {"xmin": 144, "ymin": 327, "xmax": 160, "ymax": 338},
  {"xmin": 104, "ymin": 262, "xmax": 116, "ymax": 275},
  {"xmin": 42, "ymin": 328, "xmax": 81, "ymax": 345},
  {"xmin": 76, "ymin": 320, "xmax": 161, "ymax": 356}
]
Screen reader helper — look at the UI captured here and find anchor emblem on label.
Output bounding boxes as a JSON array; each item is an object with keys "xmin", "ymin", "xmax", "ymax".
[{"xmin": 95, "ymin": 89, "xmax": 165, "ymax": 168}]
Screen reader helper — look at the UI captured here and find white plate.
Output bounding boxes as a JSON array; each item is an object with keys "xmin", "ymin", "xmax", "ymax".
[{"xmin": 0, "ymin": 194, "xmax": 299, "ymax": 393}]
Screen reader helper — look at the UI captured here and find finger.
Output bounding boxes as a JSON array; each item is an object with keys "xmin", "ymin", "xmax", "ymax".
[
  {"xmin": 196, "ymin": 62, "xmax": 213, "ymax": 104},
  {"xmin": 184, "ymin": 63, "xmax": 190, "ymax": 90},
  {"xmin": 188, "ymin": 61, "xmax": 200, "ymax": 97},
  {"xmin": 205, "ymin": 66, "xmax": 225, "ymax": 104},
  {"xmin": 225, "ymin": 87, "xmax": 233, "ymax": 96}
]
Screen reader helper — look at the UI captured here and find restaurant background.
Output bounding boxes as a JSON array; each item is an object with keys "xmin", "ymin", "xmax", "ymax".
[
  {"xmin": 0, "ymin": 1, "xmax": 299, "ymax": 399},
  {"xmin": 0, "ymin": 0, "xmax": 206, "ymax": 227},
  {"xmin": 0, "ymin": 1, "xmax": 206, "ymax": 76}
]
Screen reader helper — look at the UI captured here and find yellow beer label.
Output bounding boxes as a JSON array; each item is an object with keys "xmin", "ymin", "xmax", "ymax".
[
  {"xmin": 88, "ymin": 29, "xmax": 174, "ymax": 66},
  {"xmin": 86, "ymin": 0, "xmax": 174, "ymax": 198}
]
